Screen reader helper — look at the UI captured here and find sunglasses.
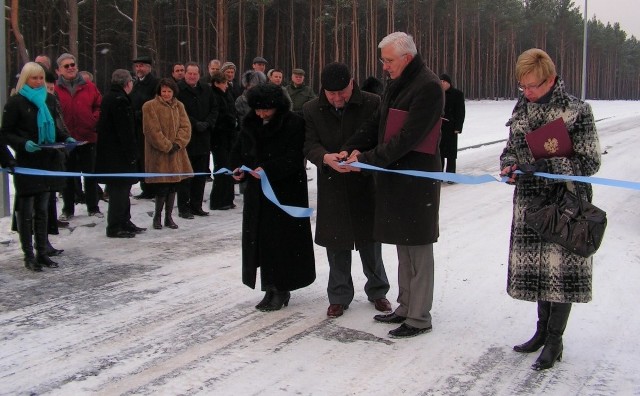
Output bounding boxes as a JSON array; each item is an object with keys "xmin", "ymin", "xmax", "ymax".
[{"xmin": 62, "ymin": 63, "xmax": 76, "ymax": 69}]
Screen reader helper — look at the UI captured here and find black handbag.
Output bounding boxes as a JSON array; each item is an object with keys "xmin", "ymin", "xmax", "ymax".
[{"xmin": 524, "ymin": 182, "xmax": 607, "ymax": 258}]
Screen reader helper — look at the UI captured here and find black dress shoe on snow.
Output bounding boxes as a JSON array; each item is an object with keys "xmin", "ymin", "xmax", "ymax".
[
  {"xmin": 24, "ymin": 257, "xmax": 43, "ymax": 272},
  {"xmin": 123, "ymin": 221, "xmax": 147, "ymax": 233},
  {"xmin": 37, "ymin": 254, "xmax": 59, "ymax": 268},
  {"xmin": 374, "ymin": 312, "xmax": 406, "ymax": 324},
  {"xmin": 178, "ymin": 211, "xmax": 195, "ymax": 219},
  {"xmin": 211, "ymin": 204, "xmax": 236, "ymax": 210},
  {"xmin": 190, "ymin": 207, "xmax": 209, "ymax": 216},
  {"xmin": 388, "ymin": 323, "xmax": 432, "ymax": 338},
  {"xmin": 107, "ymin": 230, "xmax": 136, "ymax": 238}
]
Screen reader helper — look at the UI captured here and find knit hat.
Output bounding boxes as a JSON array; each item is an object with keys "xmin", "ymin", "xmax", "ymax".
[
  {"xmin": 221, "ymin": 62, "xmax": 236, "ymax": 72},
  {"xmin": 252, "ymin": 56, "xmax": 268, "ymax": 65},
  {"xmin": 321, "ymin": 62, "xmax": 351, "ymax": 91},
  {"xmin": 440, "ymin": 73, "xmax": 452, "ymax": 84},
  {"xmin": 247, "ymin": 83, "xmax": 291, "ymax": 111}
]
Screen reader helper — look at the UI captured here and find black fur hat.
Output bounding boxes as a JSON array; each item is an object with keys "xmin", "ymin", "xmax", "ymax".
[{"xmin": 246, "ymin": 83, "xmax": 291, "ymax": 112}]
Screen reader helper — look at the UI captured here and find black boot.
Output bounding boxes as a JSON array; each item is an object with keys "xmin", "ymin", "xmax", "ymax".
[
  {"xmin": 164, "ymin": 192, "xmax": 179, "ymax": 229},
  {"xmin": 46, "ymin": 239, "xmax": 64, "ymax": 256},
  {"xmin": 255, "ymin": 287, "xmax": 275, "ymax": 310},
  {"xmin": 34, "ymin": 202, "xmax": 58, "ymax": 268},
  {"xmin": 258, "ymin": 289, "xmax": 291, "ymax": 312},
  {"xmin": 16, "ymin": 208, "xmax": 42, "ymax": 272},
  {"xmin": 514, "ymin": 301, "xmax": 550, "ymax": 353},
  {"xmin": 37, "ymin": 254, "xmax": 59, "ymax": 268},
  {"xmin": 153, "ymin": 194, "xmax": 166, "ymax": 229},
  {"xmin": 532, "ymin": 302, "xmax": 572, "ymax": 371}
]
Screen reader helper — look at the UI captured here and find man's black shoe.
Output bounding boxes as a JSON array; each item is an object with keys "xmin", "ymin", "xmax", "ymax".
[
  {"xmin": 388, "ymin": 323, "xmax": 432, "ymax": 338},
  {"xmin": 190, "ymin": 207, "xmax": 209, "ymax": 216},
  {"xmin": 107, "ymin": 230, "xmax": 136, "ymax": 238},
  {"xmin": 123, "ymin": 221, "xmax": 147, "ymax": 233},
  {"xmin": 374, "ymin": 312, "xmax": 406, "ymax": 324},
  {"xmin": 178, "ymin": 211, "xmax": 194, "ymax": 219}
]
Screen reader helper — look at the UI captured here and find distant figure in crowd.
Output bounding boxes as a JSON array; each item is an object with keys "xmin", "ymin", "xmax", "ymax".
[
  {"xmin": 80, "ymin": 71, "xmax": 94, "ymax": 83},
  {"xmin": 360, "ymin": 76, "xmax": 384, "ymax": 97},
  {"xmin": 34, "ymin": 55, "xmax": 52, "ymax": 70},
  {"xmin": 201, "ymin": 59, "xmax": 221, "ymax": 86},
  {"xmin": 95, "ymin": 69, "xmax": 146, "ymax": 238},
  {"xmin": 209, "ymin": 71, "xmax": 237, "ymax": 210},
  {"xmin": 268, "ymin": 68, "xmax": 284, "ymax": 85},
  {"xmin": 343, "ymin": 32, "xmax": 444, "ymax": 338},
  {"xmin": 177, "ymin": 62, "xmax": 217, "ymax": 218},
  {"xmin": 130, "ymin": 55, "xmax": 159, "ymax": 200},
  {"xmin": 252, "ymin": 56, "xmax": 268, "ymax": 73},
  {"xmin": 499, "ymin": 48, "xmax": 601, "ymax": 371},
  {"xmin": 55, "ymin": 53, "xmax": 103, "ymax": 221},
  {"xmin": 1, "ymin": 62, "xmax": 73, "ymax": 271},
  {"xmin": 303, "ymin": 62, "xmax": 391, "ymax": 318},
  {"xmin": 231, "ymin": 83, "xmax": 315, "ymax": 311},
  {"xmin": 221, "ymin": 62, "xmax": 243, "ymax": 100},
  {"xmin": 235, "ymin": 70, "xmax": 267, "ymax": 126},
  {"xmin": 170, "ymin": 62, "xmax": 186, "ymax": 83},
  {"xmin": 286, "ymin": 68, "xmax": 316, "ymax": 115},
  {"xmin": 142, "ymin": 78, "xmax": 193, "ymax": 230},
  {"xmin": 439, "ymin": 73, "xmax": 466, "ymax": 176}
]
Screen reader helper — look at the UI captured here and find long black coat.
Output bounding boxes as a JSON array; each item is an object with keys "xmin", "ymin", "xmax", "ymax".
[
  {"xmin": 230, "ymin": 110, "xmax": 315, "ymax": 291},
  {"xmin": 439, "ymin": 86, "xmax": 465, "ymax": 158},
  {"xmin": 95, "ymin": 84, "xmax": 139, "ymax": 185},
  {"xmin": 343, "ymin": 54, "xmax": 444, "ymax": 245},
  {"xmin": 211, "ymin": 86, "xmax": 237, "ymax": 147},
  {"xmin": 1, "ymin": 93, "xmax": 69, "ymax": 196},
  {"xmin": 303, "ymin": 83, "xmax": 381, "ymax": 250},
  {"xmin": 177, "ymin": 81, "xmax": 218, "ymax": 157}
]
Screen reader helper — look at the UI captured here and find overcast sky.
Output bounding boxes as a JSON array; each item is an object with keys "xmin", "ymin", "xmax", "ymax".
[{"xmin": 575, "ymin": 0, "xmax": 640, "ymax": 38}]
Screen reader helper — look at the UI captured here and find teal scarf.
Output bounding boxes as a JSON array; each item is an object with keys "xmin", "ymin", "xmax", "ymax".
[{"xmin": 19, "ymin": 85, "xmax": 55, "ymax": 144}]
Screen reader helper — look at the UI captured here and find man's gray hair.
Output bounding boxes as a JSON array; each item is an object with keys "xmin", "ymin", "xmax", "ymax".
[
  {"xmin": 56, "ymin": 53, "xmax": 76, "ymax": 68},
  {"xmin": 378, "ymin": 32, "xmax": 418, "ymax": 56},
  {"xmin": 111, "ymin": 69, "xmax": 132, "ymax": 86}
]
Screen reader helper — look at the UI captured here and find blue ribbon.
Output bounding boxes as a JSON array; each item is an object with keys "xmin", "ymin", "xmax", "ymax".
[{"xmin": 1, "ymin": 166, "xmax": 315, "ymax": 218}]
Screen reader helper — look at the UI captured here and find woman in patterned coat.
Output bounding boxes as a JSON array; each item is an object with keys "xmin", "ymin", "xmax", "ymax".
[{"xmin": 499, "ymin": 48, "xmax": 601, "ymax": 371}]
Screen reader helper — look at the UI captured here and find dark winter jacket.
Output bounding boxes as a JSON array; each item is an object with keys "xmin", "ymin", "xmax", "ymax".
[
  {"xmin": 177, "ymin": 81, "xmax": 218, "ymax": 156},
  {"xmin": 230, "ymin": 109, "xmax": 315, "ymax": 291},
  {"xmin": 286, "ymin": 84, "xmax": 316, "ymax": 115},
  {"xmin": 343, "ymin": 54, "xmax": 444, "ymax": 245},
  {"xmin": 1, "ymin": 93, "xmax": 70, "ymax": 195},
  {"xmin": 303, "ymin": 83, "xmax": 381, "ymax": 250},
  {"xmin": 54, "ymin": 75, "xmax": 102, "ymax": 143},
  {"xmin": 95, "ymin": 84, "xmax": 139, "ymax": 185},
  {"xmin": 130, "ymin": 73, "xmax": 160, "ymax": 124},
  {"xmin": 499, "ymin": 77, "xmax": 601, "ymax": 303},
  {"xmin": 440, "ymin": 85, "xmax": 465, "ymax": 158},
  {"xmin": 211, "ymin": 86, "xmax": 237, "ymax": 147}
]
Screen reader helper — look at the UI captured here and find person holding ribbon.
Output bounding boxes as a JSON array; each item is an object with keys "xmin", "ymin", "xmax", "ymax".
[
  {"xmin": 1, "ymin": 62, "xmax": 73, "ymax": 271},
  {"xmin": 231, "ymin": 83, "xmax": 315, "ymax": 312},
  {"xmin": 499, "ymin": 48, "xmax": 601, "ymax": 371}
]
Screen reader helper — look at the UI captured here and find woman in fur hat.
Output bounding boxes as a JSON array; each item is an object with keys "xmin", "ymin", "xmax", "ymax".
[{"xmin": 231, "ymin": 83, "xmax": 315, "ymax": 311}]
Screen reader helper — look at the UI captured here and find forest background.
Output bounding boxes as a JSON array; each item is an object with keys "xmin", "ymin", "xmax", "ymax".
[{"xmin": 6, "ymin": 0, "xmax": 640, "ymax": 100}]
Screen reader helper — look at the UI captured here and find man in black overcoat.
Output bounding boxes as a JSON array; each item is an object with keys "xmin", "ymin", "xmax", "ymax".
[{"xmin": 439, "ymin": 73, "xmax": 466, "ymax": 175}]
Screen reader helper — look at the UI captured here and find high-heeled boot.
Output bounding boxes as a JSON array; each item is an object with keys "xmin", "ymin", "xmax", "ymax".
[
  {"xmin": 255, "ymin": 287, "xmax": 275, "ymax": 310},
  {"xmin": 164, "ymin": 192, "xmax": 179, "ymax": 229},
  {"xmin": 33, "ymin": 202, "xmax": 58, "ymax": 268},
  {"xmin": 153, "ymin": 195, "xmax": 166, "ymax": 229},
  {"xmin": 514, "ymin": 301, "xmax": 550, "ymax": 353},
  {"xmin": 258, "ymin": 289, "xmax": 291, "ymax": 312},
  {"xmin": 532, "ymin": 302, "xmax": 572, "ymax": 370},
  {"xmin": 16, "ymin": 209, "xmax": 43, "ymax": 272}
]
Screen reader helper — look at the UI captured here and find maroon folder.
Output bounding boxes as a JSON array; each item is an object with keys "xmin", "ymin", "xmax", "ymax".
[
  {"xmin": 383, "ymin": 108, "xmax": 442, "ymax": 155},
  {"xmin": 525, "ymin": 118, "xmax": 574, "ymax": 160}
]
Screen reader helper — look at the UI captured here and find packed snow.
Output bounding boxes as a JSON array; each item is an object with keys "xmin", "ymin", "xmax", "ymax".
[{"xmin": 0, "ymin": 100, "xmax": 639, "ymax": 395}]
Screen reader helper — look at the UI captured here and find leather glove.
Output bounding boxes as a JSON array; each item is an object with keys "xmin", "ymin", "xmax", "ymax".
[
  {"xmin": 25, "ymin": 140, "xmax": 41, "ymax": 153},
  {"xmin": 168, "ymin": 143, "xmax": 180, "ymax": 154},
  {"xmin": 195, "ymin": 121, "xmax": 209, "ymax": 132},
  {"xmin": 66, "ymin": 137, "xmax": 77, "ymax": 143},
  {"xmin": 519, "ymin": 159, "xmax": 549, "ymax": 175}
]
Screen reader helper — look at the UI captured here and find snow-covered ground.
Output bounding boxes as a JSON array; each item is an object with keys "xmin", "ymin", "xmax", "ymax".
[{"xmin": 0, "ymin": 100, "xmax": 639, "ymax": 395}]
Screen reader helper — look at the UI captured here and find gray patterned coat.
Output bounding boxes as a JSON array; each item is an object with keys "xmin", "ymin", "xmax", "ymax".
[{"xmin": 499, "ymin": 77, "xmax": 601, "ymax": 303}]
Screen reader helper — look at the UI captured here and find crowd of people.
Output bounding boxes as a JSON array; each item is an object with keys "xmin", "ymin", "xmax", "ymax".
[{"xmin": 1, "ymin": 32, "xmax": 601, "ymax": 372}]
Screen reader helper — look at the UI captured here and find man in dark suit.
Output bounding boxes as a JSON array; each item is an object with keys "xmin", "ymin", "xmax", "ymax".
[
  {"xmin": 439, "ymin": 73, "xmax": 466, "ymax": 176},
  {"xmin": 129, "ymin": 55, "xmax": 159, "ymax": 199}
]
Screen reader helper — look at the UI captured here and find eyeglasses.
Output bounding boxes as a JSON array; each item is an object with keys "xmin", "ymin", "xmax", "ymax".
[
  {"xmin": 62, "ymin": 63, "xmax": 76, "ymax": 69},
  {"xmin": 517, "ymin": 79, "xmax": 546, "ymax": 92},
  {"xmin": 379, "ymin": 54, "xmax": 407, "ymax": 65}
]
